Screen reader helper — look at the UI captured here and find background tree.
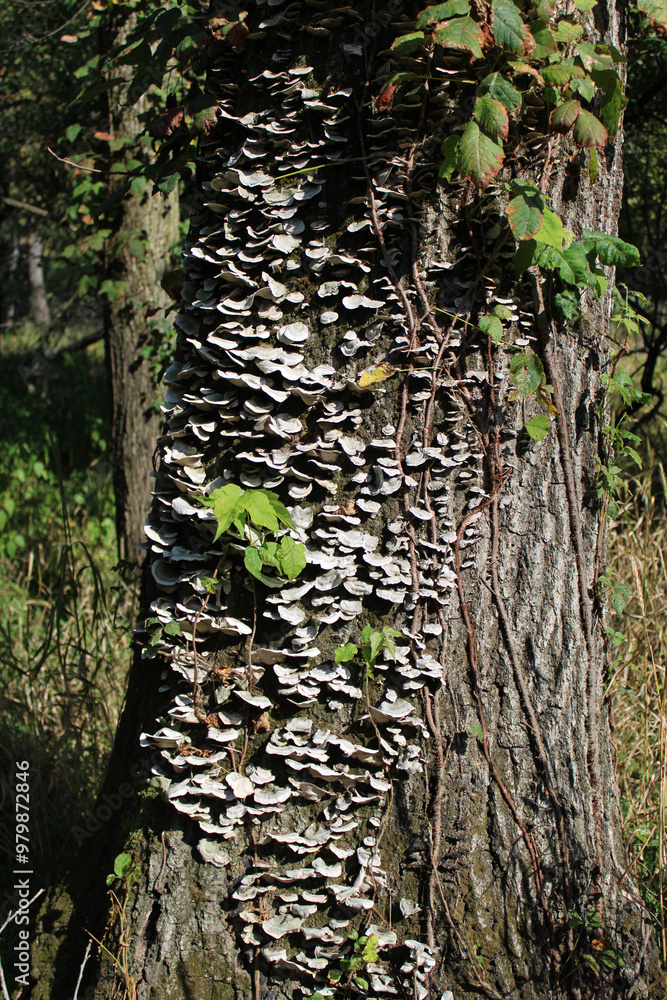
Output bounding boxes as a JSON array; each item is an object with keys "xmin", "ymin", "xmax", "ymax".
[{"xmin": 23, "ymin": 1, "xmax": 667, "ymax": 1000}]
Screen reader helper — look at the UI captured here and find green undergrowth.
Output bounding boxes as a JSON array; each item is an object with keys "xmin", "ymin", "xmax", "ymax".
[{"xmin": 0, "ymin": 323, "xmax": 130, "ymax": 970}]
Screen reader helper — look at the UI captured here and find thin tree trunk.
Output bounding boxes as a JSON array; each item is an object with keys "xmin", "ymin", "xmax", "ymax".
[
  {"xmin": 28, "ymin": 3, "xmax": 661, "ymax": 999},
  {"xmin": 27, "ymin": 230, "xmax": 50, "ymax": 329},
  {"xmin": 104, "ymin": 13, "xmax": 180, "ymax": 568}
]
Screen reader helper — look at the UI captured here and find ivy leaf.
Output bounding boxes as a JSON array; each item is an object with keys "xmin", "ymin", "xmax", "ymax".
[
  {"xmin": 479, "ymin": 72, "xmax": 522, "ymax": 111},
  {"xmin": 530, "ymin": 19, "xmax": 558, "ymax": 58},
  {"xmin": 551, "ymin": 99, "xmax": 581, "ymax": 134},
  {"xmin": 506, "ymin": 186, "xmax": 545, "ymax": 240},
  {"xmin": 164, "ymin": 620, "xmax": 183, "ymax": 637},
  {"xmin": 479, "ymin": 315, "xmax": 504, "ymax": 341},
  {"xmin": 369, "ymin": 630, "xmax": 385, "ymax": 664},
  {"xmin": 391, "ymin": 31, "xmax": 425, "ymax": 53},
  {"xmin": 201, "ymin": 484, "xmax": 245, "ymax": 540},
  {"xmin": 535, "ymin": 0, "xmax": 554, "ymax": 19},
  {"xmin": 554, "ymin": 19, "xmax": 583, "ymax": 42},
  {"xmin": 416, "ymin": 0, "xmax": 470, "ymax": 26},
  {"xmin": 435, "ymin": 16, "xmax": 484, "ymax": 58},
  {"xmin": 534, "ymin": 207, "xmax": 564, "ymax": 248},
  {"xmin": 457, "ymin": 121, "xmax": 504, "ymax": 187},
  {"xmin": 470, "ymin": 719, "xmax": 484, "ymax": 741},
  {"xmin": 241, "ymin": 491, "xmax": 280, "ymax": 532},
  {"xmin": 335, "ymin": 642, "xmax": 358, "ymax": 664},
  {"xmin": 277, "ymin": 535, "xmax": 307, "ymax": 580},
  {"xmin": 474, "ymin": 95, "xmax": 509, "ymax": 139},
  {"xmin": 541, "ymin": 62, "xmax": 585, "ymax": 85},
  {"xmin": 257, "ymin": 490, "xmax": 295, "ymax": 529},
  {"xmin": 361, "ymin": 624, "xmax": 373, "ymax": 644},
  {"xmin": 581, "ymin": 230, "xmax": 640, "ymax": 267},
  {"xmin": 510, "ymin": 352, "xmax": 546, "ymax": 398},
  {"xmin": 572, "ymin": 109, "xmax": 608, "ymax": 147},
  {"xmin": 493, "ymin": 0, "xmax": 530, "ymax": 53},
  {"xmin": 571, "ymin": 76, "xmax": 596, "ymax": 102},
  {"xmin": 244, "ymin": 545, "xmax": 265, "ymax": 581},
  {"xmin": 555, "ymin": 289, "xmax": 580, "ymax": 321},
  {"xmin": 590, "ymin": 69, "xmax": 626, "ymax": 137},
  {"xmin": 513, "ymin": 238, "xmax": 539, "ymax": 274},
  {"xmin": 525, "ymin": 414, "xmax": 551, "ymax": 440},
  {"xmin": 572, "ymin": 0, "xmax": 597, "ymax": 8},
  {"xmin": 635, "ymin": 0, "xmax": 667, "ymax": 26},
  {"xmin": 257, "ymin": 540, "xmax": 281, "ymax": 569},
  {"xmin": 439, "ymin": 134, "xmax": 461, "ymax": 182}
]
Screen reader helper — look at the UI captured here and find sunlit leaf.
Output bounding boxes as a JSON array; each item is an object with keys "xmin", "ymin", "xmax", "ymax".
[
  {"xmin": 479, "ymin": 72, "xmax": 522, "ymax": 111},
  {"xmin": 506, "ymin": 186, "xmax": 545, "ymax": 240},
  {"xmin": 357, "ymin": 362, "xmax": 395, "ymax": 388},
  {"xmin": 572, "ymin": 109, "xmax": 608, "ymax": 147},
  {"xmin": 525, "ymin": 414, "xmax": 551, "ymax": 440},
  {"xmin": 416, "ymin": 0, "xmax": 470, "ymax": 26},
  {"xmin": 474, "ymin": 95, "xmax": 509, "ymax": 138},
  {"xmin": 581, "ymin": 230, "xmax": 640, "ymax": 267},
  {"xmin": 493, "ymin": 0, "xmax": 533, "ymax": 53},
  {"xmin": 551, "ymin": 99, "xmax": 581, "ymax": 133},
  {"xmin": 277, "ymin": 536, "xmax": 307, "ymax": 580},
  {"xmin": 457, "ymin": 121, "xmax": 504, "ymax": 187},
  {"xmin": 534, "ymin": 207, "xmax": 565, "ymax": 248},
  {"xmin": 435, "ymin": 16, "xmax": 484, "ymax": 58},
  {"xmin": 391, "ymin": 31, "xmax": 425, "ymax": 53}
]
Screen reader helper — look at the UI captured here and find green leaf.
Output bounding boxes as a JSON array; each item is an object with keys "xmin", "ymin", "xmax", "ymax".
[
  {"xmin": 354, "ymin": 978, "xmax": 370, "ymax": 991},
  {"xmin": 260, "ymin": 490, "xmax": 295, "ymax": 529},
  {"xmin": 571, "ymin": 76, "xmax": 596, "ymax": 102},
  {"xmin": 201, "ymin": 484, "xmax": 245, "ymax": 540},
  {"xmin": 258, "ymin": 541, "xmax": 281, "ymax": 569},
  {"xmin": 479, "ymin": 315, "xmax": 504, "ymax": 341},
  {"xmin": 551, "ymin": 99, "xmax": 581, "ymax": 134},
  {"xmin": 479, "ymin": 72, "xmax": 522, "ymax": 111},
  {"xmin": 510, "ymin": 353, "xmax": 546, "ymax": 398},
  {"xmin": 241, "ymin": 491, "xmax": 280, "ymax": 532},
  {"xmin": 470, "ymin": 719, "xmax": 484, "ymax": 741},
  {"xmin": 572, "ymin": 0, "xmax": 596, "ymax": 9},
  {"xmin": 244, "ymin": 545, "xmax": 269, "ymax": 582},
  {"xmin": 555, "ymin": 289, "xmax": 580, "ymax": 320},
  {"xmin": 506, "ymin": 187, "xmax": 545, "ymax": 240},
  {"xmin": 277, "ymin": 535, "xmax": 307, "ymax": 580},
  {"xmin": 554, "ymin": 19, "xmax": 584, "ymax": 42},
  {"xmin": 439, "ymin": 135, "xmax": 461, "ymax": 183},
  {"xmin": 435, "ymin": 16, "xmax": 484, "ymax": 58},
  {"xmin": 513, "ymin": 238, "xmax": 539, "ymax": 274},
  {"xmin": 391, "ymin": 31, "xmax": 425, "ymax": 53},
  {"xmin": 493, "ymin": 0, "xmax": 530, "ymax": 53},
  {"xmin": 474, "ymin": 95, "xmax": 509, "ymax": 139},
  {"xmin": 581, "ymin": 230, "xmax": 640, "ymax": 267},
  {"xmin": 416, "ymin": 0, "xmax": 470, "ymax": 26},
  {"xmin": 534, "ymin": 207, "xmax": 564, "ymax": 248},
  {"xmin": 573, "ymin": 109, "xmax": 608, "ymax": 148},
  {"xmin": 530, "ymin": 20, "xmax": 558, "ymax": 58},
  {"xmin": 525, "ymin": 414, "xmax": 551, "ymax": 440},
  {"xmin": 361, "ymin": 624, "xmax": 373, "ymax": 644},
  {"xmin": 590, "ymin": 69, "xmax": 626, "ymax": 137},
  {"xmin": 541, "ymin": 62, "xmax": 585, "ymax": 85},
  {"xmin": 366, "ymin": 630, "xmax": 383, "ymax": 665},
  {"xmin": 114, "ymin": 853, "xmax": 132, "ymax": 878},
  {"xmin": 457, "ymin": 121, "xmax": 504, "ymax": 187},
  {"xmin": 636, "ymin": 0, "xmax": 667, "ymax": 28},
  {"xmin": 164, "ymin": 621, "xmax": 183, "ymax": 637},
  {"xmin": 335, "ymin": 642, "xmax": 358, "ymax": 663}
]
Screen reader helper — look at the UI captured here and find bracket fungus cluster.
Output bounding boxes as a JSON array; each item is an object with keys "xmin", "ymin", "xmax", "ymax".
[{"xmin": 140, "ymin": 2, "xmax": 515, "ymax": 995}]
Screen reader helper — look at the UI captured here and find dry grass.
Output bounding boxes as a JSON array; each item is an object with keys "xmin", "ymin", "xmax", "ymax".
[{"xmin": 609, "ymin": 459, "xmax": 667, "ymax": 966}]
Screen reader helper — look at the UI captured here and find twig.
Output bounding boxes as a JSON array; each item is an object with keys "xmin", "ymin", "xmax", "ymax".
[
  {"xmin": 2, "ymin": 196, "xmax": 48, "ymax": 217},
  {"xmin": 47, "ymin": 147, "xmax": 107, "ymax": 174},
  {"xmin": 0, "ymin": 889, "xmax": 45, "ymax": 935},
  {"xmin": 72, "ymin": 940, "xmax": 92, "ymax": 1000},
  {"xmin": 0, "ymin": 955, "xmax": 11, "ymax": 1000}
]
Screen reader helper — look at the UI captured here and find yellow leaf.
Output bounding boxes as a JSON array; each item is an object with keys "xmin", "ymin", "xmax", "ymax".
[{"xmin": 357, "ymin": 362, "xmax": 395, "ymax": 389}]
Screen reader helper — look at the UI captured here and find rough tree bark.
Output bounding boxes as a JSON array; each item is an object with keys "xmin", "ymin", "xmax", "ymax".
[
  {"xmin": 104, "ymin": 11, "xmax": 180, "ymax": 567},
  {"xmin": 28, "ymin": 2, "xmax": 662, "ymax": 999},
  {"xmin": 27, "ymin": 230, "xmax": 50, "ymax": 329}
]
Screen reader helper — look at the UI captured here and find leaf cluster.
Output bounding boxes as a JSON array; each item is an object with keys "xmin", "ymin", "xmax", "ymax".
[
  {"xmin": 200, "ymin": 485, "xmax": 307, "ymax": 583},
  {"xmin": 334, "ymin": 625, "xmax": 403, "ymax": 680}
]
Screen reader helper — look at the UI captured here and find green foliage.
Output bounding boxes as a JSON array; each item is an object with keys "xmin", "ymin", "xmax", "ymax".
[
  {"xmin": 306, "ymin": 930, "xmax": 380, "ymax": 999},
  {"xmin": 200, "ymin": 486, "xmax": 306, "ymax": 583},
  {"xmin": 334, "ymin": 625, "xmax": 403, "ymax": 680},
  {"xmin": 106, "ymin": 851, "xmax": 134, "ymax": 886}
]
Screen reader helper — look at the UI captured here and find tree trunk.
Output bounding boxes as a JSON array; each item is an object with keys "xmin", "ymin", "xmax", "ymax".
[
  {"xmin": 104, "ymin": 13, "xmax": 180, "ymax": 568},
  {"xmin": 27, "ymin": 230, "xmax": 50, "ymax": 329},
  {"xmin": 27, "ymin": 3, "xmax": 661, "ymax": 999}
]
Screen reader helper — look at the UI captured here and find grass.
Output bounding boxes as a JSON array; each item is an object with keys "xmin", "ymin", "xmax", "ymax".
[
  {"xmin": 0, "ymin": 323, "xmax": 133, "ymax": 978},
  {"xmin": 608, "ymin": 456, "xmax": 667, "ymax": 972}
]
